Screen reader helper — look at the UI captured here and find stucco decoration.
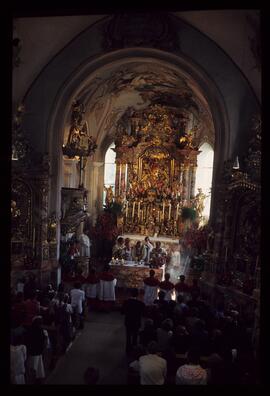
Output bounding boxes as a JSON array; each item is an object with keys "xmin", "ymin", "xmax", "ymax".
[{"xmin": 103, "ymin": 13, "xmax": 180, "ymax": 51}]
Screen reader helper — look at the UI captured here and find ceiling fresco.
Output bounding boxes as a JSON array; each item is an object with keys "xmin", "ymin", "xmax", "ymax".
[{"xmin": 66, "ymin": 61, "xmax": 215, "ymax": 151}]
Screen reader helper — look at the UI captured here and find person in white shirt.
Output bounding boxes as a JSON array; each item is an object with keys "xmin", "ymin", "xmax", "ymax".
[
  {"xmin": 129, "ymin": 341, "xmax": 167, "ymax": 385},
  {"xmin": 175, "ymin": 348, "xmax": 208, "ymax": 385},
  {"xmin": 70, "ymin": 282, "xmax": 85, "ymax": 329},
  {"xmin": 10, "ymin": 334, "xmax": 27, "ymax": 384}
]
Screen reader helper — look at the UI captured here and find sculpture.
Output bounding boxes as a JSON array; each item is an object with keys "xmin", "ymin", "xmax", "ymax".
[{"xmin": 104, "ymin": 185, "xmax": 114, "ymax": 206}]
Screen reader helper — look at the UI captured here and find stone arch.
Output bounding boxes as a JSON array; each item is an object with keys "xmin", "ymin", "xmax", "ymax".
[{"xmin": 20, "ymin": 14, "xmax": 260, "ymax": 227}]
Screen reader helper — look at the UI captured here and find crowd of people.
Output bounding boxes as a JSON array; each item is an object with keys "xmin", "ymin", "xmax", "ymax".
[
  {"xmin": 10, "ymin": 274, "xmax": 87, "ymax": 384},
  {"xmin": 122, "ymin": 280, "xmax": 257, "ymax": 385}
]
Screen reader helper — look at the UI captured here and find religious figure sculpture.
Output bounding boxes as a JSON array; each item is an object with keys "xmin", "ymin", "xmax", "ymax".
[
  {"xmin": 193, "ymin": 188, "xmax": 207, "ymax": 218},
  {"xmin": 104, "ymin": 185, "xmax": 114, "ymax": 206},
  {"xmin": 79, "ymin": 232, "xmax": 91, "ymax": 257}
]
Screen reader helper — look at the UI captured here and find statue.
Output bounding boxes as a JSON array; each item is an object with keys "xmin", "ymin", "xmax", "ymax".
[
  {"xmin": 79, "ymin": 232, "xmax": 91, "ymax": 257},
  {"xmin": 193, "ymin": 188, "xmax": 207, "ymax": 218},
  {"xmin": 104, "ymin": 185, "xmax": 114, "ymax": 206}
]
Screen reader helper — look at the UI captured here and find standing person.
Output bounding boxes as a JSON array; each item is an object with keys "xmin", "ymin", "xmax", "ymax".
[
  {"xmin": 16, "ymin": 277, "xmax": 25, "ymax": 295},
  {"xmin": 25, "ymin": 316, "xmax": 49, "ymax": 384},
  {"xmin": 143, "ymin": 270, "xmax": 160, "ymax": 306},
  {"xmin": 132, "ymin": 240, "xmax": 147, "ymax": 262},
  {"xmin": 121, "ymin": 288, "xmax": 145, "ymax": 355},
  {"xmin": 167, "ymin": 243, "xmax": 181, "ymax": 284},
  {"xmin": 112, "ymin": 236, "xmax": 125, "ymax": 259},
  {"xmin": 55, "ymin": 293, "xmax": 73, "ymax": 353},
  {"xmin": 10, "ymin": 334, "xmax": 27, "ymax": 384},
  {"xmin": 22, "ymin": 291, "xmax": 41, "ymax": 329},
  {"xmin": 175, "ymin": 348, "xmax": 208, "ymax": 385},
  {"xmin": 70, "ymin": 282, "xmax": 85, "ymax": 329},
  {"xmin": 174, "ymin": 275, "xmax": 190, "ymax": 300},
  {"xmin": 129, "ymin": 341, "xmax": 167, "ymax": 385},
  {"xmin": 158, "ymin": 273, "xmax": 175, "ymax": 301},
  {"xmin": 144, "ymin": 237, "xmax": 154, "ymax": 264},
  {"xmin": 85, "ymin": 268, "xmax": 100, "ymax": 311},
  {"xmin": 150, "ymin": 242, "xmax": 167, "ymax": 268},
  {"xmin": 123, "ymin": 238, "xmax": 133, "ymax": 261},
  {"xmin": 98, "ymin": 264, "xmax": 117, "ymax": 312}
]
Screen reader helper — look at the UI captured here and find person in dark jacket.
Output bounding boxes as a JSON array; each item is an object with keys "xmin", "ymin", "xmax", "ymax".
[{"xmin": 122, "ymin": 288, "xmax": 145, "ymax": 355}]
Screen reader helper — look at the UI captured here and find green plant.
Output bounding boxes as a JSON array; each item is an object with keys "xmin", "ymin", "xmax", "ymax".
[{"xmin": 181, "ymin": 207, "xmax": 197, "ymax": 221}]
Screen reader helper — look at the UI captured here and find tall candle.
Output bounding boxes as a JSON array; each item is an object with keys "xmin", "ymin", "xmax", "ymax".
[
  {"xmin": 162, "ymin": 201, "xmax": 165, "ymax": 219},
  {"xmin": 132, "ymin": 202, "xmax": 135, "ymax": 218},
  {"xmin": 176, "ymin": 203, "xmax": 179, "ymax": 220},
  {"xmin": 138, "ymin": 201, "xmax": 140, "ymax": 216},
  {"xmin": 126, "ymin": 201, "xmax": 129, "ymax": 217},
  {"xmin": 168, "ymin": 204, "xmax": 171, "ymax": 220}
]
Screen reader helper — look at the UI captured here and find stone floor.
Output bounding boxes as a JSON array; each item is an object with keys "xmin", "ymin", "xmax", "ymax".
[{"xmin": 45, "ymin": 310, "xmax": 129, "ymax": 385}]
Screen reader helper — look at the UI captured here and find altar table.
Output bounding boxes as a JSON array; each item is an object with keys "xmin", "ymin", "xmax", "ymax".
[{"xmin": 109, "ymin": 260, "xmax": 165, "ymax": 289}]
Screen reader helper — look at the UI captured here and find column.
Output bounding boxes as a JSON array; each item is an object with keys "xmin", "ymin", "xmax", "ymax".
[
  {"xmin": 88, "ymin": 161, "xmax": 104, "ymax": 224},
  {"xmin": 190, "ymin": 166, "xmax": 197, "ymax": 199},
  {"xmin": 183, "ymin": 165, "xmax": 189, "ymax": 201},
  {"xmin": 115, "ymin": 161, "xmax": 121, "ymax": 198}
]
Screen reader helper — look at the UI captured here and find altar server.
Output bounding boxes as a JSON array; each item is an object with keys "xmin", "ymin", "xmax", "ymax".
[
  {"xmin": 143, "ymin": 270, "xmax": 160, "ymax": 306},
  {"xmin": 85, "ymin": 268, "xmax": 99, "ymax": 310},
  {"xmin": 98, "ymin": 265, "xmax": 117, "ymax": 311},
  {"xmin": 158, "ymin": 273, "xmax": 175, "ymax": 301}
]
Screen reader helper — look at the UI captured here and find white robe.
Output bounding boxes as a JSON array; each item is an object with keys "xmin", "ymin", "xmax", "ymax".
[
  {"xmin": 143, "ymin": 284, "xmax": 159, "ymax": 306},
  {"xmin": 168, "ymin": 251, "xmax": 181, "ymax": 284},
  {"xmin": 159, "ymin": 288, "xmax": 174, "ymax": 301},
  {"xmin": 99, "ymin": 279, "xmax": 117, "ymax": 301},
  {"xmin": 85, "ymin": 283, "xmax": 99, "ymax": 299}
]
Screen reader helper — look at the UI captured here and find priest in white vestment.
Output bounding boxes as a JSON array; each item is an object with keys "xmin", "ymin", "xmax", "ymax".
[
  {"xmin": 167, "ymin": 243, "xmax": 182, "ymax": 284},
  {"xmin": 99, "ymin": 265, "xmax": 117, "ymax": 302}
]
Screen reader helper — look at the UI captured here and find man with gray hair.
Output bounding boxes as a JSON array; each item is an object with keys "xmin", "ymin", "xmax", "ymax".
[{"xmin": 129, "ymin": 341, "xmax": 167, "ymax": 385}]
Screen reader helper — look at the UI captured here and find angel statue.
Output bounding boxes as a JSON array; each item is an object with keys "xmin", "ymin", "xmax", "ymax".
[
  {"xmin": 193, "ymin": 188, "xmax": 207, "ymax": 218},
  {"xmin": 104, "ymin": 185, "xmax": 114, "ymax": 207}
]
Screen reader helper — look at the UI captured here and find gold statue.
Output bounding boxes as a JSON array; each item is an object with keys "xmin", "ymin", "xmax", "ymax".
[
  {"xmin": 104, "ymin": 185, "xmax": 114, "ymax": 206},
  {"xmin": 193, "ymin": 188, "xmax": 207, "ymax": 217}
]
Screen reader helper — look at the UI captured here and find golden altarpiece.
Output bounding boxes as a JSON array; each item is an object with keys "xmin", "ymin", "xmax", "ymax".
[{"xmin": 112, "ymin": 105, "xmax": 200, "ymax": 238}]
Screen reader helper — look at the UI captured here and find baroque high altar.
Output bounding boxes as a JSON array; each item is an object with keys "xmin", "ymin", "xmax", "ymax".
[{"xmin": 112, "ymin": 105, "xmax": 200, "ymax": 238}]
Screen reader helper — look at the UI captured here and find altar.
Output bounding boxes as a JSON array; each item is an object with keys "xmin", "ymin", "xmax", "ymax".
[{"xmin": 109, "ymin": 260, "xmax": 165, "ymax": 289}]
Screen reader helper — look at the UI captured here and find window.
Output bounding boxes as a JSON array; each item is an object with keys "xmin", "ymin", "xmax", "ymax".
[
  {"xmin": 195, "ymin": 142, "xmax": 214, "ymax": 221},
  {"xmin": 103, "ymin": 143, "xmax": 116, "ymax": 204}
]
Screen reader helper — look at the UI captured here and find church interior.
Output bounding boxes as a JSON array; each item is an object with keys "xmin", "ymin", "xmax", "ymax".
[{"xmin": 11, "ymin": 9, "xmax": 261, "ymax": 385}]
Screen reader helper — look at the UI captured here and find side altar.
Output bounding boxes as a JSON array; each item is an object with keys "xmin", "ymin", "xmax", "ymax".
[{"xmin": 110, "ymin": 104, "xmax": 200, "ymax": 238}]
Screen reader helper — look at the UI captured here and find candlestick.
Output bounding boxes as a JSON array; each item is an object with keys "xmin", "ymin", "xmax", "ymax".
[{"xmin": 162, "ymin": 201, "xmax": 165, "ymax": 219}]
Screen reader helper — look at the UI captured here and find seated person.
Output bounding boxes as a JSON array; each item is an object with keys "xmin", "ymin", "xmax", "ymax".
[
  {"xmin": 143, "ymin": 270, "xmax": 160, "ymax": 306},
  {"xmin": 129, "ymin": 341, "xmax": 167, "ymax": 385},
  {"xmin": 158, "ymin": 273, "xmax": 175, "ymax": 301},
  {"xmin": 150, "ymin": 242, "xmax": 167, "ymax": 268},
  {"xmin": 175, "ymin": 348, "xmax": 208, "ymax": 385},
  {"xmin": 132, "ymin": 240, "xmax": 147, "ymax": 262},
  {"xmin": 139, "ymin": 318, "xmax": 157, "ymax": 347},
  {"xmin": 112, "ymin": 236, "xmax": 125, "ymax": 259}
]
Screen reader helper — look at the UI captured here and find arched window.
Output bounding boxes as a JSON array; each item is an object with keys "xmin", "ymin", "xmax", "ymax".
[
  {"xmin": 103, "ymin": 143, "xmax": 116, "ymax": 204},
  {"xmin": 195, "ymin": 142, "xmax": 214, "ymax": 221}
]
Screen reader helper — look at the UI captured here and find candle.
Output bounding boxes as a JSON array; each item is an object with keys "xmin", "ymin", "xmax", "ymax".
[
  {"xmin": 176, "ymin": 203, "xmax": 179, "ymax": 220},
  {"xmin": 126, "ymin": 201, "xmax": 129, "ymax": 217},
  {"xmin": 138, "ymin": 201, "xmax": 140, "ymax": 216},
  {"xmin": 162, "ymin": 201, "xmax": 165, "ymax": 219},
  {"xmin": 168, "ymin": 204, "xmax": 171, "ymax": 220},
  {"xmin": 132, "ymin": 201, "xmax": 135, "ymax": 218}
]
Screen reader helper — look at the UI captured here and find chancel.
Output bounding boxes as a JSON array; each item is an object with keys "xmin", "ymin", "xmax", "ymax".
[{"xmin": 10, "ymin": 9, "xmax": 261, "ymax": 385}]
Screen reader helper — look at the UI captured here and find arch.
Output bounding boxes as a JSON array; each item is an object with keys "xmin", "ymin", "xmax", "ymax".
[{"xmin": 21, "ymin": 14, "xmax": 260, "ymax": 227}]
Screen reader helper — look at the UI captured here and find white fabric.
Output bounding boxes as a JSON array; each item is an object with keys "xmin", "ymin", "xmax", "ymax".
[
  {"xmin": 85, "ymin": 283, "xmax": 99, "ymax": 299},
  {"xmin": 143, "ymin": 285, "xmax": 159, "ymax": 306},
  {"xmin": 167, "ymin": 251, "xmax": 182, "ymax": 284},
  {"xmin": 99, "ymin": 279, "xmax": 117, "ymax": 301},
  {"xmin": 159, "ymin": 288, "xmax": 174, "ymax": 301},
  {"xmin": 144, "ymin": 242, "xmax": 154, "ymax": 263},
  {"xmin": 133, "ymin": 354, "xmax": 167, "ymax": 385},
  {"xmin": 70, "ymin": 288, "xmax": 85, "ymax": 314},
  {"xmin": 176, "ymin": 364, "xmax": 207, "ymax": 385},
  {"xmin": 27, "ymin": 355, "xmax": 45, "ymax": 379},
  {"xmin": 10, "ymin": 344, "xmax": 27, "ymax": 384},
  {"xmin": 79, "ymin": 233, "xmax": 91, "ymax": 257}
]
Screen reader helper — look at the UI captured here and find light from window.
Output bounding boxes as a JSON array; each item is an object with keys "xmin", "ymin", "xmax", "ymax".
[{"xmin": 103, "ymin": 143, "xmax": 116, "ymax": 204}]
